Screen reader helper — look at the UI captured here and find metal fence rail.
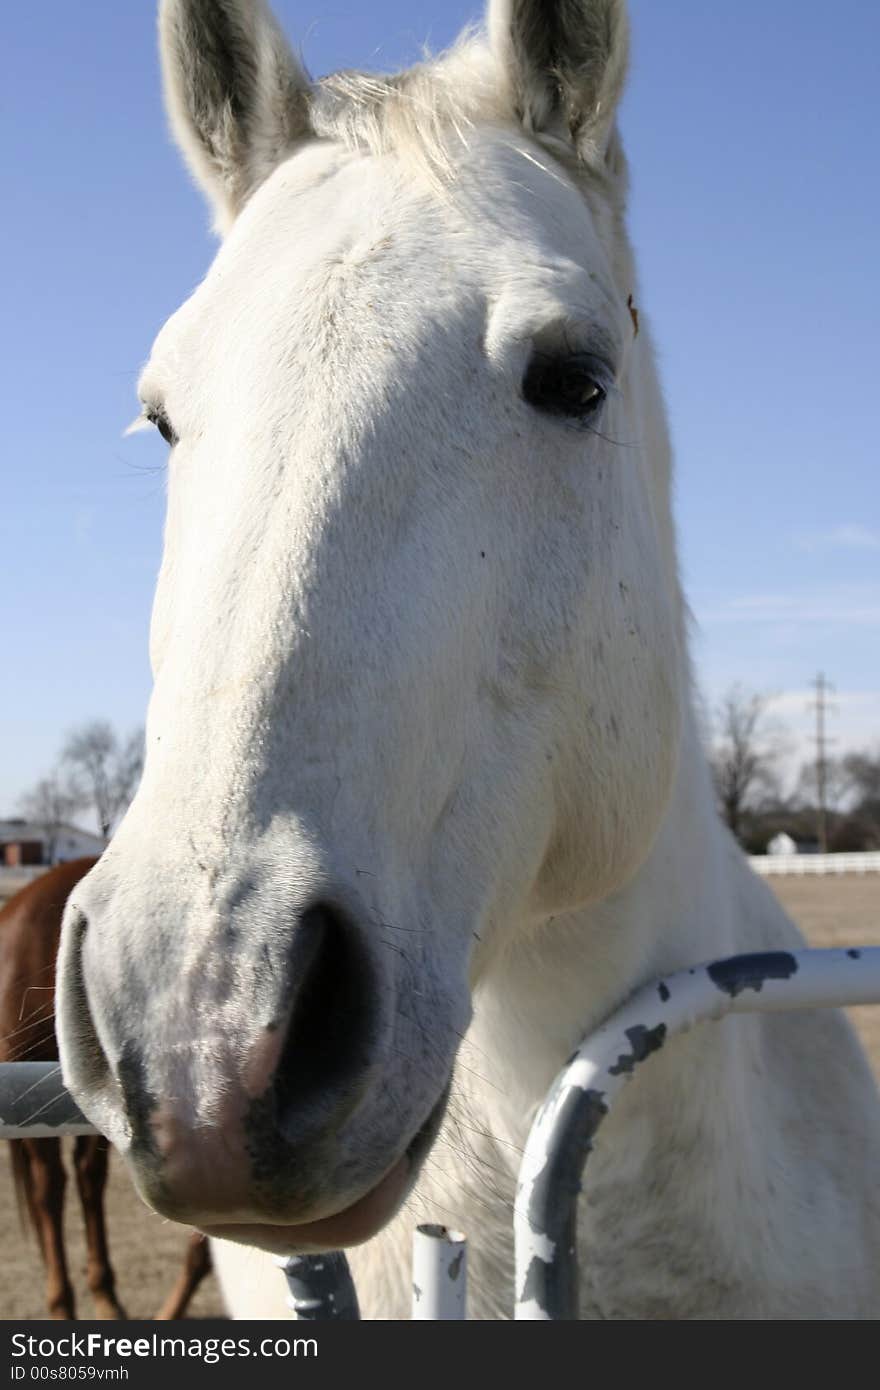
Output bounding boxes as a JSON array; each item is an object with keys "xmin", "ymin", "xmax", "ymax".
[
  {"xmin": 2, "ymin": 948, "xmax": 879, "ymax": 1319},
  {"xmin": 514, "ymin": 945, "xmax": 880, "ymax": 1318},
  {"xmin": 0, "ymin": 1061, "xmax": 93, "ymax": 1138}
]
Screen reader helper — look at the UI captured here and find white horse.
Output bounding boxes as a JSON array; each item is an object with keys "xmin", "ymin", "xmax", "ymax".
[{"xmin": 58, "ymin": 0, "xmax": 880, "ymax": 1318}]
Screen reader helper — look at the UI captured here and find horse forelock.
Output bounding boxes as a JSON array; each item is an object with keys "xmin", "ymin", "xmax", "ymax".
[{"xmin": 308, "ymin": 34, "xmax": 626, "ymax": 206}]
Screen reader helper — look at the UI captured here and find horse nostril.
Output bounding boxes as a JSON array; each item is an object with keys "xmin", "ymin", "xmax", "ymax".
[
  {"xmin": 58, "ymin": 909, "xmax": 112, "ymax": 1097},
  {"xmin": 273, "ymin": 901, "xmax": 379, "ymax": 1133}
]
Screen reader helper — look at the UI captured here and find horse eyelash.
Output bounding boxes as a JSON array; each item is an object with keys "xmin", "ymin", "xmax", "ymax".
[
  {"xmin": 123, "ymin": 411, "xmax": 154, "ymax": 438},
  {"xmin": 125, "ymin": 403, "xmax": 178, "ymax": 448}
]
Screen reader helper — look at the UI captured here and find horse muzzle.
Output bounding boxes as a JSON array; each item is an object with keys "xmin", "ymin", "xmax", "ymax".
[{"xmin": 57, "ymin": 881, "xmax": 455, "ymax": 1248}]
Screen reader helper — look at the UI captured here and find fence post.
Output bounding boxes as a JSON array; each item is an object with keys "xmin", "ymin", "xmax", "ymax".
[
  {"xmin": 412, "ymin": 1225, "xmax": 467, "ymax": 1319},
  {"xmin": 277, "ymin": 1253, "xmax": 360, "ymax": 1320}
]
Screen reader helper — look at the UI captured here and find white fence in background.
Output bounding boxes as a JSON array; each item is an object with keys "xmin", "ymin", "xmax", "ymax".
[
  {"xmin": 750, "ymin": 851, "xmax": 880, "ymax": 876},
  {"xmin": 0, "ymin": 866, "xmax": 50, "ymax": 887},
  {"xmin": 0, "ymin": 868, "xmax": 47, "ymax": 904}
]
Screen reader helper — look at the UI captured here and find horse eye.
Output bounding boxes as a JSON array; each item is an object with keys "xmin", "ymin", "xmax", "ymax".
[
  {"xmin": 522, "ymin": 354, "xmax": 608, "ymax": 420},
  {"xmin": 146, "ymin": 407, "xmax": 178, "ymax": 447}
]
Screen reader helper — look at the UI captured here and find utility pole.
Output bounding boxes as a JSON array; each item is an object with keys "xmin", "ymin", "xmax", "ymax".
[{"xmin": 808, "ymin": 673, "xmax": 836, "ymax": 853}]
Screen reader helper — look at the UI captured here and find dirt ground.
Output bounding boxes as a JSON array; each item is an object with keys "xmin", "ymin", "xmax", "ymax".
[
  {"xmin": 767, "ymin": 874, "xmax": 880, "ymax": 1066},
  {"xmin": 0, "ymin": 1151, "xmax": 228, "ymax": 1321},
  {"xmin": 0, "ymin": 873, "xmax": 877, "ymax": 1320}
]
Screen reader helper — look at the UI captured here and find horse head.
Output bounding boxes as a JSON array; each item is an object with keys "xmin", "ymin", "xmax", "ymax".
[{"xmin": 58, "ymin": 0, "xmax": 683, "ymax": 1254}]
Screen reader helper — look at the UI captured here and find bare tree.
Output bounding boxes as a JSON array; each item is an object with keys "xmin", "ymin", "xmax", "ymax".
[
  {"xmin": 709, "ymin": 686, "xmax": 788, "ymax": 842},
  {"xmin": 63, "ymin": 721, "xmax": 145, "ymax": 842},
  {"xmin": 18, "ymin": 773, "xmax": 79, "ymax": 866},
  {"xmin": 841, "ymin": 749, "xmax": 880, "ymax": 808}
]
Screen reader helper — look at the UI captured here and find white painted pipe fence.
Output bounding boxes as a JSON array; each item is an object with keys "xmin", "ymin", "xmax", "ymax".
[
  {"xmin": 2, "ymin": 948, "xmax": 879, "ymax": 1318},
  {"xmin": 0, "ymin": 1062, "xmax": 94, "ymax": 1139},
  {"xmin": 411, "ymin": 1225, "xmax": 467, "ymax": 1319},
  {"xmin": 513, "ymin": 945, "xmax": 880, "ymax": 1317}
]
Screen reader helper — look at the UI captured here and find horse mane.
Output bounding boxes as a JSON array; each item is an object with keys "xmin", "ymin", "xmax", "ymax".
[{"xmin": 308, "ymin": 32, "xmax": 624, "ymax": 200}]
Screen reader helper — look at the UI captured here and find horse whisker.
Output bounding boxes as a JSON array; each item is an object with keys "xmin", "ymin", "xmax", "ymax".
[
  {"xmin": 14, "ymin": 1065, "xmax": 64, "ymax": 1115},
  {"xmin": 0, "ymin": 1008, "xmax": 57, "ymax": 1047}
]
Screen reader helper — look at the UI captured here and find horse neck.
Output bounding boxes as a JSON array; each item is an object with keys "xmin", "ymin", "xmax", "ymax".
[
  {"xmin": 358, "ymin": 701, "xmax": 777, "ymax": 1319},
  {"xmin": 461, "ymin": 696, "xmax": 771, "ymax": 1142}
]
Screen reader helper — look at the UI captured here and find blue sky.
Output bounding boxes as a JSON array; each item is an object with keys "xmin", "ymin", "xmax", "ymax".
[{"xmin": 2, "ymin": 0, "xmax": 878, "ymax": 817}]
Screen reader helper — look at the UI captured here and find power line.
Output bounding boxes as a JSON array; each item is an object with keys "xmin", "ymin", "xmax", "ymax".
[{"xmin": 807, "ymin": 673, "xmax": 837, "ymax": 853}]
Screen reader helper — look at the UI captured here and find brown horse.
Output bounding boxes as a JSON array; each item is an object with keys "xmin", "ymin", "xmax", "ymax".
[{"xmin": 0, "ymin": 859, "xmax": 210, "ymax": 1319}]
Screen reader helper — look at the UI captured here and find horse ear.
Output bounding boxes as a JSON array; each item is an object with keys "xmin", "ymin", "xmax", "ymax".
[
  {"xmin": 159, "ymin": 0, "xmax": 312, "ymax": 231},
  {"xmin": 487, "ymin": 0, "xmax": 628, "ymax": 164}
]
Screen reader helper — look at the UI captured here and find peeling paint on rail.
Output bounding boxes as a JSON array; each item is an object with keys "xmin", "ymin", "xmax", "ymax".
[{"xmin": 514, "ymin": 946, "xmax": 880, "ymax": 1319}]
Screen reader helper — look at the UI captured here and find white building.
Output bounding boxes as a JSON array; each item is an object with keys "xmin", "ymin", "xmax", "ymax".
[
  {"xmin": 0, "ymin": 818, "xmax": 105, "ymax": 868},
  {"xmin": 767, "ymin": 832, "xmax": 798, "ymax": 857}
]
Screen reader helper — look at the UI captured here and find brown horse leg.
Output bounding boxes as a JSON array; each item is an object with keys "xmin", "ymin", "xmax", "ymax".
[
  {"xmin": 24, "ymin": 1139, "xmax": 76, "ymax": 1319},
  {"xmin": 73, "ymin": 1136, "xmax": 127, "ymax": 1319},
  {"xmin": 153, "ymin": 1232, "xmax": 212, "ymax": 1320}
]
